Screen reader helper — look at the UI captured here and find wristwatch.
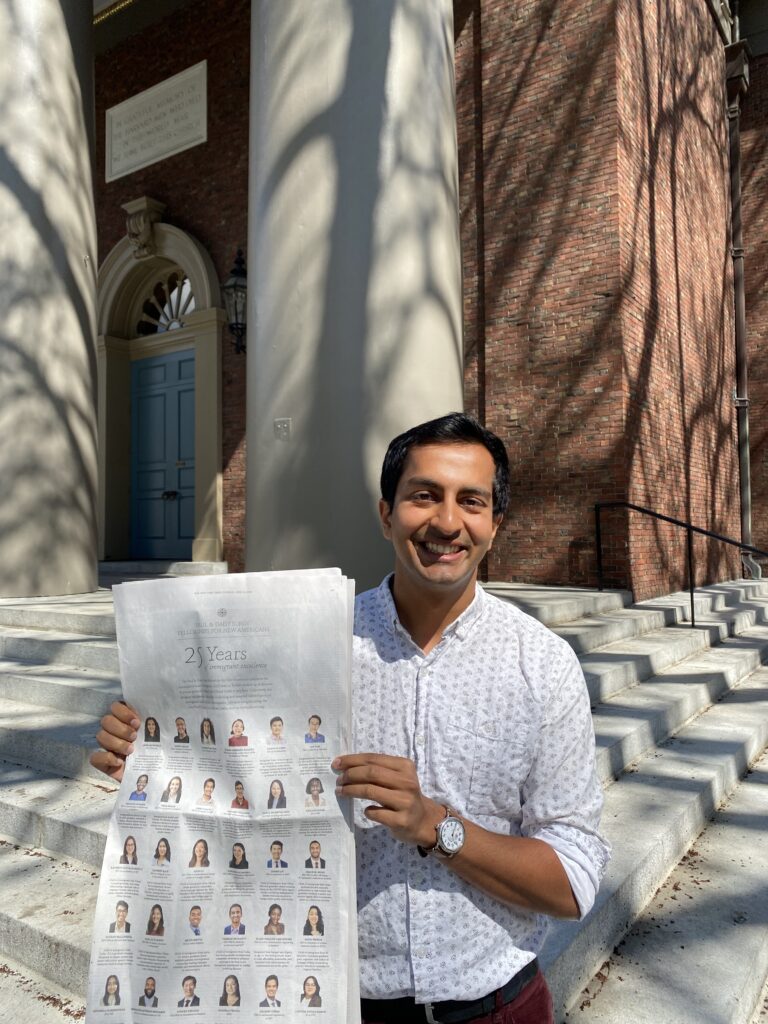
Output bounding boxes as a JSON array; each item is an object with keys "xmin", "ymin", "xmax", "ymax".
[{"xmin": 417, "ymin": 805, "xmax": 465, "ymax": 859}]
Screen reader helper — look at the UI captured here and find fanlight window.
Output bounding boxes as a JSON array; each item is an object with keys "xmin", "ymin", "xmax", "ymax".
[{"xmin": 136, "ymin": 269, "xmax": 195, "ymax": 335}]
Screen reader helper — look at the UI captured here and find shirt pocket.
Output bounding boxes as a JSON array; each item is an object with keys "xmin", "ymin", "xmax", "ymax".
[{"xmin": 436, "ymin": 712, "xmax": 533, "ymax": 822}]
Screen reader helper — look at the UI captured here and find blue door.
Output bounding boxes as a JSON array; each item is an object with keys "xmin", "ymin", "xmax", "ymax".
[{"xmin": 130, "ymin": 350, "xmax": 195, "ymax": 559}]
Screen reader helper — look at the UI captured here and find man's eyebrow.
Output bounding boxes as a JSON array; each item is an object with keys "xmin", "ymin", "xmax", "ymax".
[{"xmin": 403, "ymin": 476, "xmax": 492, "ymax": 498}]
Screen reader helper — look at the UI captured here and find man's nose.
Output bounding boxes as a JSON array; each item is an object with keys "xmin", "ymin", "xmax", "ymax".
[{"xmin": 430, "ymin": 498, "xmax": 461, "ymax": 534}]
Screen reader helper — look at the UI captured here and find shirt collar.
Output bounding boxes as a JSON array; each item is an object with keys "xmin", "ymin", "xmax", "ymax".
[{"xmin": 376, "ymin": 573, "xmax": 486, "ymax": 643}]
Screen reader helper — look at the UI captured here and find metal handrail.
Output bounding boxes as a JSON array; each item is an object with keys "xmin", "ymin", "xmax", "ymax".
[{"xmin": 595, "ymin": 500, "xmax": 768, "ymax": 628}]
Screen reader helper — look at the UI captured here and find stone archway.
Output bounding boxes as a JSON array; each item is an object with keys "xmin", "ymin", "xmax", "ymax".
[{"xmin": 96, "ymin": 198, "xmax": 225, "ymax": 562}]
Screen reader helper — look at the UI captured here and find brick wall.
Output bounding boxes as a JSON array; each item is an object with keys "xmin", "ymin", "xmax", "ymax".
[
  {"xmin": 742, "ymin": 54, "xmax": 768, "ymax": 553},
  {"xmin": 95, "ymin": 0, "xmax": 249, "ymax": 570},
  {"xmin": 616, "ymin": 0, "xmax": 740, "ymax": 597},
  {"xmin": 455, "ymin": 0, "xmax": 740, "ymax": 598}
]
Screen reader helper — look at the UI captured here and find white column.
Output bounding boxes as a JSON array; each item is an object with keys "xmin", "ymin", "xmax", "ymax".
[
  {"xmin": 0, "ymin": 0, "xmax": 98, "ymax": 596},
  {"xmin": 246, "ymin": 0, "xmax": 463, "ymax": 588}
]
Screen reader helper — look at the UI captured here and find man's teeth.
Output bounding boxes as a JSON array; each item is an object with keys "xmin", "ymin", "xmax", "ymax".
[{"xmin": 424, "ymin": 542, "xmax": 461, "ymax": 554}]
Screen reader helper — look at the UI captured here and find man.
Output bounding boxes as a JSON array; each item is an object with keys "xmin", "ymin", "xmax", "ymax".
[
  {"xmin": 178, "ymin": 976, "xmax": 199, "ymax": 1008},
  {"xmin": 108, "ymin": 901, "xmax": 130, "ymax": 933},
  {"xmin": 268, "ymin": 715, "xmax": 285, "ymax": 744},
  {"xmin": 305, "ymin": 714, "xmax": 325, "ymax": 743},
  {"xmin": 305, "ymin": 841, "xmax": 325, "ymax": 869},
  {"xmin": 267, "ymin": 841, "xmax": 288, "ymax": 869},
  {"xmin": 138, "ymin": 977, "xmax": 158, "ymax": 1007},
  {"xmin": 92, "ymin": 413, "xmax": 608, "ymax": 1024},
  {"xmin": 231, "ymin": 780, "xmax": 249, "ymax": 808},
  {"xmin": 259, "ymin": 975, "xmax": 281, "ymax": 1008},
  {"xmin": 224, "ymin": 903, "xmax": 246, "ymax": 935},
  {"xmin": 188, "ymin": 905, "xmax": 202, "ymax": 937}
]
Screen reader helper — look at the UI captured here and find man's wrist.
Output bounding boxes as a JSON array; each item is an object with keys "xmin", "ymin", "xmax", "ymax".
[{"xmin": 416, "ymin": 799, "xmax": 447, "ymax": 849}]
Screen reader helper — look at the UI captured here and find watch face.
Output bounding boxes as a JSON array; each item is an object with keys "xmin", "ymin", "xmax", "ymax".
[{"xmin": 438, "ymin": 817, "xmax": 465, "ymax": 854}]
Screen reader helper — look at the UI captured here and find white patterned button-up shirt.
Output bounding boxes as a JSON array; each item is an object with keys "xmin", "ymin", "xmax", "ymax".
[{"xmin": 353, "ymin": 577, "xmax": 610, "ymax": 1003}]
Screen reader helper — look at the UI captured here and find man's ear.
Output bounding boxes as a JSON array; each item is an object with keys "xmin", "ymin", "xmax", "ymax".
[
  {"xmin": 379, "ymin": 498, "xmax": 392, "ymax": 539},
  {"xmin": 488, "ymin": 514, "xmax": 503, "ymax": 549}
]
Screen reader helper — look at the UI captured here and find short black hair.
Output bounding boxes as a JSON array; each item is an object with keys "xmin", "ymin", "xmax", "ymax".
[{"xmin": 380, "ymin": 412, "xmax": 510, "ymax": 517}]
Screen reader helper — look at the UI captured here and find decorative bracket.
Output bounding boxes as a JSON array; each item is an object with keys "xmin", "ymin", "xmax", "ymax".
[{"xmin": 121, "ymin": 196, "xmax": 166, "ymax": 259}]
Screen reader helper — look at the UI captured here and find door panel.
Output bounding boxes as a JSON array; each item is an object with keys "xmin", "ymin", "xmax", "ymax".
[{"xmin": 131, "ymin": 349, "xmax": 195, "ymax": 559}]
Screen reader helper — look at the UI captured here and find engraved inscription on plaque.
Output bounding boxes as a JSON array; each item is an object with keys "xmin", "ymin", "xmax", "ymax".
[{"xmin": 106, "ymin": 61, "xmax": 207, "ymax": 182}]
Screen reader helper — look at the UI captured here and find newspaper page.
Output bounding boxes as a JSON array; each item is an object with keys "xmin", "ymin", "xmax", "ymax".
[{"xmin": 86, "ymin": 569, "xmax": 360, "ymax": 1023}]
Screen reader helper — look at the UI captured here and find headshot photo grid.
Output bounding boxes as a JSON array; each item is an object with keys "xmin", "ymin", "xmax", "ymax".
[{"xmin": 87, "ymin": 571, "xmax": 358, "ymax": 1021}]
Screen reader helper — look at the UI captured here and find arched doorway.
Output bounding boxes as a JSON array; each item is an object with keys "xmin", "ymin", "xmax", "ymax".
[{"xmin": 97, "ymin": 202, "xmax": 225, "ymax": 562}]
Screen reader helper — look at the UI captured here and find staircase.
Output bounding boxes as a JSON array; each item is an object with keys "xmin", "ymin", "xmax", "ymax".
[{"xmin": 0, "ymin": 576, "xmax": 767, "ymax": 1021}]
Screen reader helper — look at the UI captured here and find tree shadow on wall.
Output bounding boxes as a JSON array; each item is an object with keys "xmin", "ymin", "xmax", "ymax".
[
  {"xmin": 0, "ymin": 0, "xmax": 98, "ymax": 597},
  {"xmin": 455, "ymin": 0, "xmax": 742, "ymax": 597}
]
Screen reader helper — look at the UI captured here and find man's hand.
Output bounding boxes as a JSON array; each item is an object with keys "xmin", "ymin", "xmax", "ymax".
[
  {"xmin": 334, "ymin": 752, "xmax": 580, "ymax": 918},
  {"xmin": 90, "ymin": 701, "xmax": 141, "ymax": 782},
  {"xmin": 332, "ymin": 752, "xmax": 444, "ymax": 847}
]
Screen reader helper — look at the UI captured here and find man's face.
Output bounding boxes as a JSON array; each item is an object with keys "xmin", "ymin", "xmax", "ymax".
[
  {"xmin": 271, "ymin": 843, "xmax": 282, "ymax": 861},
  {"xmin": 183, "ymin": 978, "xmax": 195, "ymax": 998},
  {"xmin": 271, "ymin": 719, "xmax": 283, "ymax": 738},
  {"xmin": 144, "ymin": 980, "xmax": 155, "ymax": 998},
  {"xmin": 115, "ymin": 904, "xmax": 127, "ymax": 924},
  {"xmin": 203, "ymin": 780, "xmax": 214, "ymax": 799},
  {"xmin": 380, "ymin": 443, "xmax": 500, "ymax": 597},
  {"xmin": 229, "ymin": 905, "xmax": 242, "ymax": 928},
  {"xmin": 266, "ymin": 979, "xmax": 278, "ymax": 1000},
  {"xmin": 309, "ymin": 842, "xmax": 321, "ymax": 860},
  {"xmin": 189, "ymin": 907, "xmax": 202, "ymax": 928}
]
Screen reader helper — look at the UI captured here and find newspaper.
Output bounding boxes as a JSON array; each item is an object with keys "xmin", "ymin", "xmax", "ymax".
[{"xmin": 86, "ymin": 569, "xmax": 360, "ymax": 1022}]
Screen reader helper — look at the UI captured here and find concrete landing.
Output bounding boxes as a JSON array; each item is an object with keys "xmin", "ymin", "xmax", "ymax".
[
  {"xmin": 0, "ymin": 955, "xmax": 85, "ymax": 1023},
  {"xmin": 565, "ymin": 745, "xmax": 768, "ymax": 1024}
]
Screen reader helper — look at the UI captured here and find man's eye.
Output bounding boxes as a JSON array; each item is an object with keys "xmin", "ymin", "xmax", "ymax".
[{"xmin": 412, "ymin": 492, "xmax": 435, "ymax": 502}]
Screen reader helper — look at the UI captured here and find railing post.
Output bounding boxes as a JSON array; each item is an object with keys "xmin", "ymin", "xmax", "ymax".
[
  {"xmin": 595, "ymin": 504, "xmax": 604, "ymax": 591},
  {"xmin": 687, "ymin": 525, "xmax": 695, "ymax": 628}
]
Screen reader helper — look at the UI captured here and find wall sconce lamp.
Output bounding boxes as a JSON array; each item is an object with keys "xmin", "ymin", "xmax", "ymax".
[{"xmin": 222, "ymin": 249, "xmax": 247, "ymax": 353}]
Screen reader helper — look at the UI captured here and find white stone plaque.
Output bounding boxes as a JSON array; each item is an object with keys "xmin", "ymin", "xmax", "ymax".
[{"xmin": 105, "ymin": 61, "xmax": 207, "ymax": 182}]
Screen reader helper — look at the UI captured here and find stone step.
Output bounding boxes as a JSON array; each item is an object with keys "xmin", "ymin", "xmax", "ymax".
[
  {"xmin": 0, "ymin": 834, "xmax": 98, "ymax": 997},
  {"xmin": 0, "ymin": 626, "xmax": 120, "ymax": 673},
  {"xmin": 484, "ymin": 583, "xmax": 632, "ymax": 627},
  {"xmin": 592, "ymin": 624, "xmax": 768, "ymax": 783},
  {"xmin": 637, "ymin": 580, "xmax": 768, "ymax": 622},
  {"xmin": 542, "ymin": 666, "xmax": 768, "ymax": 1017},
  {"xmin": 580, "ymin": 620, "xmax": 736, "ymax": 704},
  {"xmin": 563, "ymin": 746, "xmax": 768, "ymax": 1024},
  {"xmin": 0, "ymin": 659, "xmax": 121, "ymax": 716},
  {"xmin": 0, "ymin": 590, "xmax": 116, "ymax": 637},
  {"xmin": 0, "ymin": 760, "xmax": 115, "ymax": 867},
  {"xmin": 0, "ymin": 697, "xmax": 107, "ymax": 783},
  {"xmin": 99, "ymin": 559, "xmax": 228, "ymax": 578},
  {"xmin": 0, "ymin": 952, "xmax": 86, "ymax": 1023}
]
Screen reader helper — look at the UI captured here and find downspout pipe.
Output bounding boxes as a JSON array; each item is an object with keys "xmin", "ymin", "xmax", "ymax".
[{"xmin": 725, "ymin": 22, "xmax": 760, "ymax": 578}]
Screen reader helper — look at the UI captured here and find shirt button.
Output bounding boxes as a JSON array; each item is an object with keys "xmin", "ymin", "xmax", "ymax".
[
  {"xmin": 416, "ymin": 734, "xmax": 425, "ymax": 747},
  {"xmin": 413, "ymin": 947, "xmax": 427, "ymax": 958}
]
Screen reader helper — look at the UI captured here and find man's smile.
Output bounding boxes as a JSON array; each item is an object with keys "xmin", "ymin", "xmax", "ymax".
[{"xmin": 419, "ymin": 539, "xmax": 466, "ymax": 558}]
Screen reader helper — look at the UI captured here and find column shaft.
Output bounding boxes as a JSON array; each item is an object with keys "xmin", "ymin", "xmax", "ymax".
[
  {"xmin": 246, "ymin": 0, "xmax": 463, "ymax": 588},
  {"xmin": 0, "ymin": 0, "xmax": 98, "ymax": 596}
]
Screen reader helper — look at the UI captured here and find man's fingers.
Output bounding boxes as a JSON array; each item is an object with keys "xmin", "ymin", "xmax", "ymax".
[
  {"xmin": 96, "ymin": 723, "xmax": 135, "ymax": 758},
  {"xmin": 90, "ymin": 749, "xmax": 126, "ymax": 782},
  {"xmin": 335, "ymin": 781, "xmax": 412, "ymax": 811},
  {"xmin": 333, "ymin": 752, "xmax": 413, "ymax": 773},
  {"xmin": 100, "ymin": 710, "xmax": 138, "ymax": 743},
  {"xmin": 111, "ymin": 701, "xmax": 141, "ymax": 728}
]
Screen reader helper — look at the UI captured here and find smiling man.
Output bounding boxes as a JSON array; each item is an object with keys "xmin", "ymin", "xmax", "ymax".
[
  {"xmin": 334, "ymin": 413, "xmax": 610, "ymax": 1024},
  {"xmin": 92, "ymin": 413, "xmax": 608, "ymax": 1024}
]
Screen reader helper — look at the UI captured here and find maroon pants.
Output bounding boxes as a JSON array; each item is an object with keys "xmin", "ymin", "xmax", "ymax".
[{"xmin": 361, "ymin": 970, "xmax": 554, "ymax": 1024}]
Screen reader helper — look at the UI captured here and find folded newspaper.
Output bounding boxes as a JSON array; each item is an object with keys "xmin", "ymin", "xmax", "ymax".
[{"xmin": 86, "ymin": 569, "xmax": 359, "ymax": 1022}]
